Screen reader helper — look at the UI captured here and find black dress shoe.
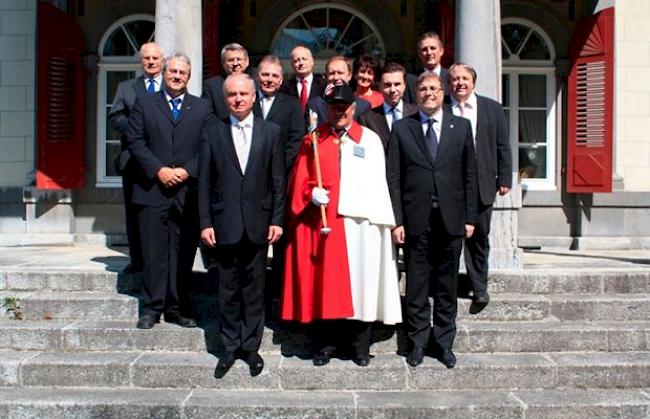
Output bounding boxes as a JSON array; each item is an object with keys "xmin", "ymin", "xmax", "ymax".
[
  {"xmin": 312, "ymin": 351, "xmax": 331, "ymax": 366},
  {"xmin": 437, "ymin": 349, "xmax": 456, "ymax": 368},
  {"xmin": 164, "ymin": 311, "xmax": 198, "ymax": 328},
  {"xmin": 406, "ymin": 347, "xmax": 425, "ymax": 367},
  {"xmin": 136, "ymin": 314, "xmax": 159, "ymax": 329},
  {"xmin": 353, "ymin": 353, "xmax": 371, "ymax": 367},
  {"xmin": 244, "ymin": 351, "xmax": 264, "ymax": 377},
  {"xmin": 214, "ymin": 353, "xmax": 236, "ymax": 379},
  {"xmin": 469, "ymin": 291, "xmax": 490, "ymax": 314}
]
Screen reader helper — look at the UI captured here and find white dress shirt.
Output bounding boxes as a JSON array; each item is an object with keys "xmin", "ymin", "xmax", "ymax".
[
  {"xmin": 258, "ymin": 92, "xmax": 276, "ymax": 119},
  {"xmin": 382, "ymin": 100, "xmax": 404, "ymax": 131},
  {"xmin": 296, "ymin": 73, "xmax": 314, "ymax": 97},
  {"xmin": 451, "ymin": 92, "xmax": 478, "ymax": 143},
  {"xmin": 419, "ymin": 109, "xmax": 443, "ymax": 141},
  {"xmin": 143, "ymin": 74, "xmax": 163, "ymax": 92},
  {"xmin": 230, "ymin": 112, "xmax": 254, "ymax": 173}
]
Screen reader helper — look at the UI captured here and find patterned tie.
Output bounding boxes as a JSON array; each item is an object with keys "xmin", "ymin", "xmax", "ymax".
[
  {"xmin": 425, "ymin": 118, "xmax": 438, "ymax": 162},
  {"xmin": 170, "ymin": 98, "xmax": 181, "ymax": 120},
  {"xmin": 147, "ymin": 78, "xmax": 155, "ymax": 94},
  {"xmin": 299, "ymin": 78, "xmax": 308, "ymax": 112}
]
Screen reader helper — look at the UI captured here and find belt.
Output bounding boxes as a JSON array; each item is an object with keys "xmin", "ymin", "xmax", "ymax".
[{"xmin": 431, "ymin": 201, "xmax": 440, "ymax": 208}]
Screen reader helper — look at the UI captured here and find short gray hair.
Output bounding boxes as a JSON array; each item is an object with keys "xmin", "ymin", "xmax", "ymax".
[
  {"xmin": 220, "ymin": 43, "xmax": 248, "ymax": 64},
  {"xmin": 223, "ymin": 73, "xmax": 256, "ymax": 95},
  {"xmin": 162, "ymin": 52, "xmax": 192, "ymax": 75}
]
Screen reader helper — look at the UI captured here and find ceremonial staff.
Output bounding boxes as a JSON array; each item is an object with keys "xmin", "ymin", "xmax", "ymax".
[{"xmin": 308, "ymin": 110, "xmax": 331, "ymax": 235}]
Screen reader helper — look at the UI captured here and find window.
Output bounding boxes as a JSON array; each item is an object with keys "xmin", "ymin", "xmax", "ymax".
[
  {"xmin": 96, "ymin": 15, "xmax": 155, "ymax": 187},
  {"xmin": 270, "ymin": 3, "xmax": 385, "ymax": 73},
  {"xmin": 502, "ymin": 20, "xmax": 556, "ymax": 190}
]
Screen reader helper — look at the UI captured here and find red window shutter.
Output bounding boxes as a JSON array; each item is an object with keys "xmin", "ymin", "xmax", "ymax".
[
  {"xmin": 202, "ymin": 1, "xmax": 220, "ymax": 79},
  {"xmin": 36, "ymin": 2, "xmax": 85, "ymax": 189},
  {"xmin": 566, "ymin": 7, "xmax": 614, "ymax": 193}
]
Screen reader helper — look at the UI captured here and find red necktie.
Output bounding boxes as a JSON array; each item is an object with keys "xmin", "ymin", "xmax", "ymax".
[{"xmin": 299, "ymin": 78, "xmax": 308, "ymax": 112}]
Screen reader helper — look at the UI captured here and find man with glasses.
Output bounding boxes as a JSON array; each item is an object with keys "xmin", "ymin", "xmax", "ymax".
[{"xmin": 202, "ymin": 43, "xmax": 250, "ymax": 119}]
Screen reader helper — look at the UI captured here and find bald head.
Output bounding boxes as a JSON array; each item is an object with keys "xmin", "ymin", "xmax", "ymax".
[
  {"xmin": 224, "ymin": 73, "xmax": 256, "ymax": 120},
  {"xmin": 290, "ymin": 45, "xmax": 314, "ymax": 79},
  {"xmin": 140, "ymin": 42, "xmax": 164, "ymax": 78}
]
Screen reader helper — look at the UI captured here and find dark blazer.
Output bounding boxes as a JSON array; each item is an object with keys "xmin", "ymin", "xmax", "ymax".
[
  {"xmin": 404, "ymin": 67, "xmax": 449, "ymax": 104},
  {"xmin": 108, "ymin": 76, "xmax": 149, "ymax": 170},
  {"xmin": 358, "ymin": 102, "xmax": 419, "ymax": 150},
  {"xmin": 387, "ymin": 110, "xmax": 478, "ymax": 237},
  {"xmin": 202, "ymin": 75, "xmax": 230, "ymax": 119},
  {"xmin": 198, "ymin": 115, "xmax": 285, "ymax": 246},
  {"xmin": 253, "ymin": 92, "xmax": 306, "ymax": 173},
  {"xmin": 473, "ymin": 95, "xmax": 513, "ymax": 206},
  {"xmin": 307, "ymin": 95, "xmax": 371, "ymax": 128},
  {"xmin": 127, "ymin": 91, "xmax": 213, "ymax": 207},
  {"xmin": 280, "ymin": 75, "xmax": 326, "ymax": 101}
]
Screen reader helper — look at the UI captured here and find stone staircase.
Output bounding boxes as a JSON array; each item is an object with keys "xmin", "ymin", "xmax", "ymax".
[{"xmin": 1, "ymin": 264, "xmax": 650, "ymax": 418}]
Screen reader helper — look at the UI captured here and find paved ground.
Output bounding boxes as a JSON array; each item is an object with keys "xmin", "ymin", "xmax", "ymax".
[{"xmin": 1, "ymin": 243, "xmax": 648, "ymax": 271}]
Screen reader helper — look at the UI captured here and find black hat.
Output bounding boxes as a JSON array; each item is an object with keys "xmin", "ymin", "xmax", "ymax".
[{"xmin": 325, "ymin": 83, "xmax": 355, "ymax": 105}]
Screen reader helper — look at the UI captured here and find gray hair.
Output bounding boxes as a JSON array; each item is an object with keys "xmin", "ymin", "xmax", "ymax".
[
  {"xmin": 416, "ymin": 72, "xmax": 445, "ymax": 92},
  {"xmin": 162, "ymin": 52, "xmax": 192, "ymax": 75},
  {"xmin": 257, "ymin": 55, "xmax": 283, "ymax": 74},
  {"xmin": 220, "ymin": 43, "xmax": 249, "ymax": 64}
]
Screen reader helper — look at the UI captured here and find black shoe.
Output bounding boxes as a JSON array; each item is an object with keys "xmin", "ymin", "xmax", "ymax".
[
  {"xmin": 406, "ymin": 347, "xmax": 425, "ymax": 367},
  {"xmin": 164, "ymin": 311, "xmax": 198, "ymax": 328},
  {"xmin": 437, "ymin": 349, "xmax": 456, "ymax": 369},
  {"xmin": 353, "ymin": 353, "xmax": 371, "ymax": 367},
  {"xmin": 122, "ymin": 263, "xmax": 142, "ymax": 275},
  {"xmin": 244, "ymin": 351, "xmax": 264, "ymax": 377},
  {"xmin": 469, "ymin": 291, "xmax": 490, "ymax": 314},
  {"xmin": 136, "ymin": 314, "xmax": 159, "ymax": 329},
  {"xmin": 214, "ymin": 352, "xmax": 236, "ymax": 379},
  {"xmin": 313, "ymin": 351, "xmax": 331, "ymax": 367}
]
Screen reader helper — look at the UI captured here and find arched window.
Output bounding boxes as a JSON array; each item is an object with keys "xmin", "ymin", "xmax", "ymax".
[
  {"xmin": 96, "ymin": 15, "xmax": 155, "ymax": 187},
  {"xmin": 270, "ymin": 3, "xmax": 385, "ymax": 73},
  {"xmin": 502, "ymin": 19, "xmax": 557, "ymax": 190}
]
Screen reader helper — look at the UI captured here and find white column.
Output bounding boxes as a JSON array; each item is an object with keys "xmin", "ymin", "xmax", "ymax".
[
  {"xmin": 155, "ymin": 0, "xmax": 203, "ymax": 95},
  {"xmin": 455, "ymin": 0, "xmax": 501, "ymax": 101}
]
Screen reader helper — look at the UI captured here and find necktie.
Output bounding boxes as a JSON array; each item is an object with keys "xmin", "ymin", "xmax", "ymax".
[
  {"xmin": 261, "ymin": 97, "xmax": 270, "ymax": 119},
  {"xmin": 234, "ymin": 123, "xmax": 250, "ymax": 173},
  {"xmin": 425, "ymin": 118, "xmax": 438, "ymax": 162},
  {"xmin": 458, "ymin": 102, "xmax": 465, "ymax": 116},
  {"xmin": 147, "ymin": 78, "xmax": 155, "ymax": 94},
  {"xmin": 299, "ymin": 78, "xmax": 308, "ymax": 112},
  {"xmin": 391, "ymin": 107, "xmax": 401, "ymax": 122},
  {"xmin": 170, "ymin": 98, "xmax": 181, "ymax": 120}
]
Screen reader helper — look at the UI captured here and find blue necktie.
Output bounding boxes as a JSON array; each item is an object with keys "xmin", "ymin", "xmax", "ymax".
[
  {"xmin": 171, "ymin": 98, "xmax": 181, "ymax": 120},
  {"xmin": 425, "ymin": 118, "xmax": 438, "ymax": 162},
  {"xmin": 147, "ymin": 78, "xmax": 155, "ymax": 94}
]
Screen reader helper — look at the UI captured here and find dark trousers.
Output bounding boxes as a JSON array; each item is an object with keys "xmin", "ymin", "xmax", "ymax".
[
  {"xmin": 311, "ymin": 320, "xmax": 372, "ymax": 356},
  {"xmin": 138, "ymin": 195, "xmax": 199, "ymax": 317},
  {"xmin": 122, "ymin": 162, "xmax": 143, "ymax": 269},
  {"xmin": 404, "ymin": 208, "xmax": 462, "ymax": 351},
  {"xmin": 216, "ymin": 234, "xmax": 266, "ymax": 353},
  {"xmin": 463, "ymin": 204, "xmax": 493, "ymax": 296}
]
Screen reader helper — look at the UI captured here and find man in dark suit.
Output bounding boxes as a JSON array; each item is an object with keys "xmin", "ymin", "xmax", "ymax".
[
  {"xmin": 387, "ymin": 73, "xmax": 477, "ymax": 369},
  {"xmin": 127, "ymin": 52, "xmax": 213, "ymax": 330},
  {"xmin": 404, "ymin": 32, "xmax": 449, "ymax": 104},
  {"xmin": 109, "ymin": 42, "xmax": 164, "ymax": 275},
  {"xmin": 448, "ymin": 63, "xmax": 512, "ymax": 313},
  {"xmin": 279, "ymin": 45, "xmax": 326, "ymax": 113},
  {"xmin": 307, "ymin": 56, "xmax": 370, "ymax": 127},
  {"xmin": 202, "ymin": 43, "xmax": 249, "ymax": 119},
  {"xmin": 359, "ymin": 62, "xmax": 418, "ymax": 151},
  {"xmin": 199, "ymin": 73, "xmax": 285, "ymax": 378}
]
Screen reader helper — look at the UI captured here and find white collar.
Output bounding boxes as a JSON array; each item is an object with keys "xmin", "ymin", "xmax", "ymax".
[
  {"xmin": 451, "ymin": 92, "xmax": 477, "ymax": 109},
  {"xmin": 230, "ymin": 111, "xmax": 254, "ymax": 127}
]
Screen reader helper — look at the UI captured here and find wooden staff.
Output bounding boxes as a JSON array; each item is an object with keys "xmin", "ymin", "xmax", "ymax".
[{"xmin": 310, "ymin": 129, "xmax": 331, "ymax": 235}]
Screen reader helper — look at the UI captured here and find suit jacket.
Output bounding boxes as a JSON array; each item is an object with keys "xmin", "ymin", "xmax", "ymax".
[
  {"xmin": 108, "ymin": 76, "xmax": 149, "ymax": 171},
  {"xmin": 127, "ymin": 91, "xmax": 213, "ymax": 208},
  {"xmin": 198, "ymin": 115, "xmax": 285, "ymax": 245},
  {"xmin": 358, "ymin": 102, "xmax": 418, "ymax": 150},
  {"xmin": 280, "ymin": 75, "xmax": 326, "ymax": 101},
  {"xmin": 202, "ymin": 75, "xmax": 230, "ymax": 119},
  {"xmin": 403, "ymin": 67, "xmax": 449, "ymax": 104},
  {"xmin": 387, "ymin": 110, "xmax": 478, "ymax": 237},
  {"xmin": 307, "ymin": 96, "xmax": 371, "ymax": 128},
  {"xmin": 473, "ymin": 95, "xmax": 513, "ymax": 206},
  {"xmin": 253, "ymin": 92, "xmax": 306, "ymax": 173}
]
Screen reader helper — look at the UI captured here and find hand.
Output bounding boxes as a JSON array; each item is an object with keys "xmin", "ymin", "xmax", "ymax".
[
  {"xmin": 465, "ymin": 224, "xmax": 475, "ymax": 239},
  {"xmin": 311, "ymin": 187, "xmax": 330, "ymax": 206},
  {"xmin": 201, "ymin": 227, "xmax": 216, "ymax": 247},
  {"xmin": 392, "ymin": 226, "xmax": 405, "ymax": 244},
  {"xmin": 267, "ymin": 225, "xmax": 283, "ymax": 244},
  {"xmin": 173, "ymin": 167, "xmax": 189, "ymax": 183},
  {"xmin": 498, "ymin": 186, "xmax": 511, "ymax": 196},
  {"xmin": 157, "ymin": 167, "xmax": 182, "ymax": 188}
]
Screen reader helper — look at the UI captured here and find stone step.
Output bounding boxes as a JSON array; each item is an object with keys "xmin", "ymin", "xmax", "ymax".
[
  {"xmin": 2, "ymin": 319, "xmax": 649, "ymax": 354},
  {"xmin": 1, "ymin": 387, "xmax": 648, "ymax": 419},
  {"xmin": 2, "ymin": 350, "xmax": 650, "ymax": 390},
  {"xmin": 2, "ymin": 290, "xmax": 649, "ymax": 322},
  {"xmin": 3, "ymin": 267, "xmax": 650, "ymax": 294}
]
